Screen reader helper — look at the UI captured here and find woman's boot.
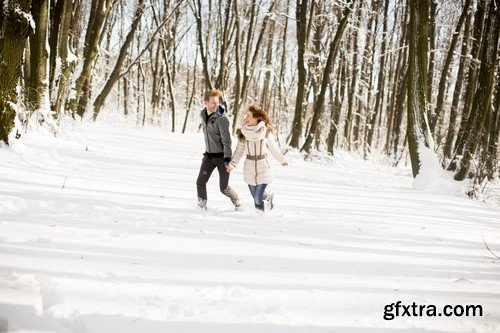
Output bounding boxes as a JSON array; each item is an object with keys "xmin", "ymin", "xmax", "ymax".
[{"xmin": 264, "ymin": 191, "xmax": 274, "ymax": 210}]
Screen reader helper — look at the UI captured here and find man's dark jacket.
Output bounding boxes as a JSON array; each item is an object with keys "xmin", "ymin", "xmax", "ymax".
[{"xmin": 200, "ymin": 106, "xmax": 232, "ymax": 159}]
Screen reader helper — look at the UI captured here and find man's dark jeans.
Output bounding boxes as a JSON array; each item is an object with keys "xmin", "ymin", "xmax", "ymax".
[{"xmin": 196, "ymin": 155, "xmax": 238, "ymax": 204}]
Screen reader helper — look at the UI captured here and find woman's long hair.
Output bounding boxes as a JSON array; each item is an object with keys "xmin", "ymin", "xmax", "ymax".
[{"xmin": 237, "ymin": 105, "xmax": 276, "ymax": 141}]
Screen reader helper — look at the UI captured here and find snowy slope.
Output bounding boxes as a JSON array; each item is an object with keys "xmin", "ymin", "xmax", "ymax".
[{"xmin": 0, "ymin": 122, "xmax": 499, "ymax": 333}]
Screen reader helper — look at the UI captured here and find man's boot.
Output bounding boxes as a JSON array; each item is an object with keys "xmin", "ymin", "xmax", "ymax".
[
  {"xmin": 222, "ymin": 186, "xmax": 241, "ymax": 211},
  {"xmin": 197, "ymin": 198, "xmax": 207, "ymax": 211},
  {"xmin": 234, "ymin": 198, "xmax": 243, "ymax": 211}
]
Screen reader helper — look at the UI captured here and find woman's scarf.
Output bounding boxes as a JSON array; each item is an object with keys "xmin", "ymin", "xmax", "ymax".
[{"xmin": 240, "ymin": 121, "xmax": 267, "ymax": 141}]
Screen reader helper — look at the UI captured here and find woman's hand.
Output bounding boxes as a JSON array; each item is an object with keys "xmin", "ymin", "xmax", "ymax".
[
  {"xmin": 282, "ymin": 162, "xmax": 288, "ymax": 167},
  {"xmin": 226, "ymin": 164, "xmax": 234, "ymax": 172}
]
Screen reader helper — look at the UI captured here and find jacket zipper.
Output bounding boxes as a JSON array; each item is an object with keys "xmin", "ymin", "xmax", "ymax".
[
  {"xmin": 254, "ymin": 141, "xmax": 258, "ymax": 185},
  {"xmin": 205, "ymin": 112, "xmax": 212, "ymax": 153}
]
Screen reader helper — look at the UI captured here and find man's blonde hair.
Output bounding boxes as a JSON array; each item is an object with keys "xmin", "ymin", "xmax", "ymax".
[{"xmin": 204, "ymin": 89, "xmax": 222, "ymax": 101}]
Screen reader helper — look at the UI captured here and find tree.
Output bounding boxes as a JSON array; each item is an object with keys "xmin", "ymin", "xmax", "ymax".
[
  {"xmin": 0, "ymin": 0, "xmax": 35, "ymax": 144},
  {"xmin": 356, "ymin": 0, "xmax": 379, "ymax": 151},
  {"xmin": 215, "ymin": 0, "xmax": 234, "ymax": 92},
  {"xmin": 53, "ymin": 0, "xmax": 76, "ymax": 117},
  {"xmin": 68, "ymin": 0, "xmax": 114, "ymax": 119},
  {"xmin": 48, "ymin": 0, "xmax": 63, "ymax": 92},
  {"xmin": 289, "ymin": 0, "xmax": 310, "ymax": 148},
  {"xmin": 384, "ymin": 0, "xmax": 408, "ymax": 156},
  {"xmin": 301, "ymin": 0, "xmax": 353, "ymax": 153},
  {"xmin": 231, "ymin": 0, "xmax": 278, "ymax": 132},
  {"xmin": 366, "ymin": 0, "xmax": 389, "ymax": 155},
  {"xmin": 407, "ymin": 0, "xmax": 434, "ymax": 177},
  {"xmin": 430, "ymin": 0, "xmax": 471, "ymax": 134},
  {"xmin": 453, "ymin": 0, "xmax": 500, "ymax": 181},
  {"xmin": 93, "ymin": 0, "xmax": 147, "ymax": 121},
  {"xmin": 28, "ymin": 0, "xmax": 50, "ymax": 112},
  {"xmin": 326, "ymin": 52, "xmax": 347, "ymax": 154},
  {"xmin": 443, "ymin": 11, "xmax": 471, "ymax": 159},
  {"xmin": 192, "ymin": 0, "xmax": 213, "ymax": 90},
  {"xmin": 485, "ymin": 63, "xmax": 499, "ymax": 179},
  {"xmin": 427, "ymin": 0, "xmax": 437, "ymax": 106},
  {"xmin": 343, "ymin": 5, "xmax": 360, "ymax": 150},
  {"xmin": 452, "ymin": 0, "xmax": 488, "ymax": 163}
]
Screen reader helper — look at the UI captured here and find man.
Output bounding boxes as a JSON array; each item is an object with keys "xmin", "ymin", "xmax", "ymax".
[{"xmin": 196, "ymin": 90, "xmax": 241, "ymax": 210}]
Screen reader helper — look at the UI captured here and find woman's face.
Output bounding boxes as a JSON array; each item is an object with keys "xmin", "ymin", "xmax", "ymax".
[{"xmin": 245, "ymin": 111, "xmax": 258, "ymax": 125}]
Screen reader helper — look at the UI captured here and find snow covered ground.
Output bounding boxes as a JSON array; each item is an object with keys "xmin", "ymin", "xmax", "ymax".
[{"xmin": 0, "ymin": 122, "xmax": 499, "ymax": 333}]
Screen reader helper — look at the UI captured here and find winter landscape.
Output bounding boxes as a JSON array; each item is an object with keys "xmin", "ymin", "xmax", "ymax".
[
  {"xmin": 0, "ymin": 121, "xmax": 499, "ymax": 332},
  {"xmin": 1, "ymin": 0, "xmax": 500, "ymax": 332}
]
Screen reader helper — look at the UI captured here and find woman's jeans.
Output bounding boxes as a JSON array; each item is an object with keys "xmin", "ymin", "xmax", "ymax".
[{"xmin": 248, "ymin": 184, "xmax": 268, "ymax": 205}]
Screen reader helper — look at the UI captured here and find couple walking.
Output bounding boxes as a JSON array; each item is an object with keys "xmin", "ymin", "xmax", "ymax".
[{"xmin": 196, "ymin": 89, "xmax": 288, "ymax": 212}]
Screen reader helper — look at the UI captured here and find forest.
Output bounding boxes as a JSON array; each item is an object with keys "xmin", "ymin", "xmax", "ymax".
[{"xmin": 0, "ymin": 0, "xmax": 499, "ymax": 196}]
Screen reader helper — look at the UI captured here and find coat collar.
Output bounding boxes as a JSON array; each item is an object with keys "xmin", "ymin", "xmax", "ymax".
[
  {"xmin": 240, "ymin": 121, "xmax": 267, "ymax": 141},
  {"xmin": 201, "ymin": 105, "xmax": 225, "ymax": 122}
]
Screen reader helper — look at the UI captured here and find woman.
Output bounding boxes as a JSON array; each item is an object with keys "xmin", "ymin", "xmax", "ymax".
[{"xmin": 226, "ymin": 105, "xmax": 288, "ymax": 212}]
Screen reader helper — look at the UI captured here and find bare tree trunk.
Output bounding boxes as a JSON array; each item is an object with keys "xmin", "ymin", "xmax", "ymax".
[
  {"xmin": 68, "ymin": 0, "xmax": 114, "ymax": 119},
  {"xmin": 216, "ymin": 0, "xmax": 233, "ymax": 91},
  {"xmin": 93, "ymin": 0, "xmax": 146, "ymax": 121},
  {"xmin": 390, "ymin": 2, "xmax": 409, "ymax": 159},
  {"xmin": 453, "ymin": 0, "xmax": 499, "ymax": 181},
  {"xmin": 354, "ymin": 0, "xmax": 378, "ymax": 150},
  {"xmin": 301, "ymin": 0, "xmax": 353, "ymax": 153},
  {"xmin": 233, "ymin": 0, "xmax": 243, "ymax": 123},
  {"xmin": 343, "ymin": 6, "xmax": 360, "ymax": 150},
  {"xmin": 427, "ymin": 0, "xmax": 437, "ymax": 104},
  {"xmin": 155, "ymin": 3, "xmax": 180, "ymax": 132},
  {"xmin": 69, "ymin": 0, "xmax": 85, "ymax": 53},
  {"xmin": 169, "ymin": 5, "xmax": 179, "ymax": 84},
  {"xmin": 53, "ymin": 0, "xmax": 75, "ymax": 117},
  {"xmin": 392, "ymin": 68, "xmax": 408, "ymax": 157},
  {"xmin": 23, "ymin": 37, "xmax": 31, "ymax": 97},
  {"xmin": 48, "ymin": 0, "xmax": 63, "ymax": 94},
  {"xmin": 289, "ymin": 0, "xmax": 309, "ymax": 148},
  {"xmin": 327, "ymin": 53, "xmax": 347, "ymax": 154},
  {"xmin": 443, "ymin": 11, "xmax": 472, "ymax": 159},
  {"xmin": 430, "ymin": 0, "xmax": 471, "ymax": 134},
  {"xmin": 232, "ymin": 0, "xmax": 277, "ymax": 132},
  {"xmin": 261, "ymin": 18, "xmax": 276, "ymax": 112},
  {"xmin": 150, "ymin": 40, "xmax": 162, "ymax": 125},
  {"xmin": 486, "ymin": 65, "xmax": 499, "ymax": 179},
  {"xmin": 102, "ymin": 3, "xmax": 119, "ymax": 79},
  {"xmin": 407, "ymin": 0, "xmax": 434, "ymax": 178},
  {"xmin": 123, "ymin": 77, "xmax": 129, "ymax": 116},
  {"xmin": 28, "ymin": 0, "xmax": 50, "ymax": 112},
  {"xmin": 277, "ymin": 0, "xmax": 290, "ymax": 133},
  {"xmin": 165, "ymin": 49, "xmax": 176, "ymax": 132},
  {"xmin": 304, "ymin": 2, "xmax": 324, "ymax": 118},
  {"xmin": 366, "ymin": 0, "xmax": 389, "ymax": 155},
  {"xmin": 183, "ymin": 48, "xmax": 198, "ymax": 134},
  {"xmin": 384, "ymin": 1, "xmax": 406, "ymax": 155},
  {"xmin": 193, "ymin": 0, "xmax": 213, "ymax": 90},
  {"xmin": 238, "ymin": 0, "xmax": 259, "ymax": 111},
  {"xmin": 140, "ymin": 62, "xmax": 146, "ymax": 127},
  {"xmin": 0, "ymin": 0, "xmax": 34, "ymax": 144},
  {"xmin": 453, "ymin": 0, "xmax": 487, "ymax": 158}
]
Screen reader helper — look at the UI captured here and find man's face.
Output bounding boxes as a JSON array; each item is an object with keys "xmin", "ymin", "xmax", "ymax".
[{"xmin": 204, "ymin": 96, "xmax": 219, "ymax": 114}]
